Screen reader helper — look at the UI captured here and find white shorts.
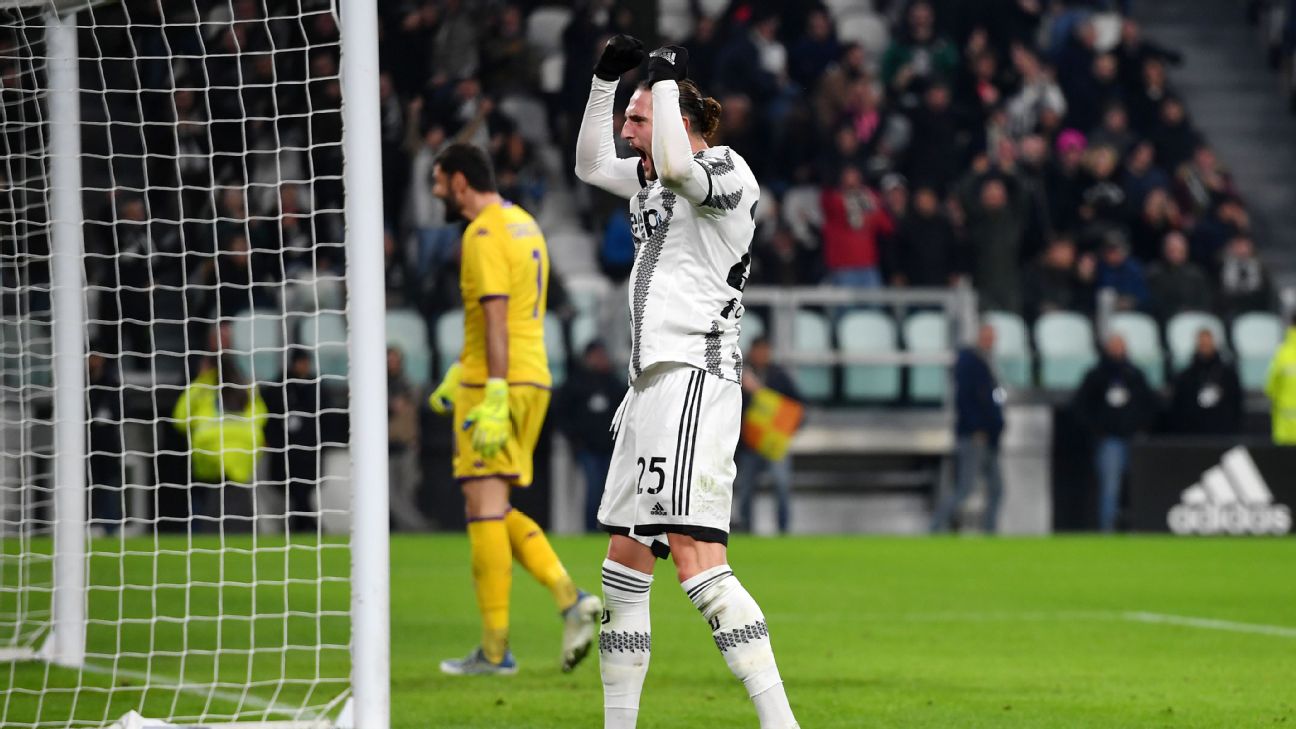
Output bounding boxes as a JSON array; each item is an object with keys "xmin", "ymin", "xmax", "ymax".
[{"xmin": 597, "ymin": 363, "xmax": 741, "ymax": 554}]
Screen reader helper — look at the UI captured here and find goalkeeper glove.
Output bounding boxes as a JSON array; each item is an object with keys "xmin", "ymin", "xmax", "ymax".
[
  {"xmin": 427, "ymin": 362, "xmax": 461, "ymax": 416},
  {"xmin": 594, "ymin": 34, "xmax": 645, "ymax": 81},
  {"xmin": 646, "ymin": 45, "xmax": 689, "ymax": 86},
  {"xmin": 463, "ymin": 378, "xmax": 511, "ymax": 458}
]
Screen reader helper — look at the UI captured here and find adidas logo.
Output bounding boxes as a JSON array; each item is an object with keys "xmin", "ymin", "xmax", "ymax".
[
  {"xmin": 1167, "ymin": 446, "xmax": 1292, "ymax": 536},
  {"xmin": 649, "ymin": 48, "xmax": 676, "ymax": 64},
  {"xmin": 650, "ymin": 503, "xmax": 668, "ymax": 517}
]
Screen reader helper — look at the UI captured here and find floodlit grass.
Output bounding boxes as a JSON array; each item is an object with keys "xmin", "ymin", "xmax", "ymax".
[{"xmin": 6, "ymin": 534, "xmax": 1296, "ymax": 727}]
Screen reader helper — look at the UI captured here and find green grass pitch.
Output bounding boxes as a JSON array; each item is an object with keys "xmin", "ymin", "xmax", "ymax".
[{"xmin": 5, "ymin": 534, "xmax": 1295, "ymax": 727}]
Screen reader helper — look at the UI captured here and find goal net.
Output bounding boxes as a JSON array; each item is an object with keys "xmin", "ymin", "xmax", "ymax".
[{"xmin": 0, "ymin": 0, "xmax": 388, "ymax": 726}]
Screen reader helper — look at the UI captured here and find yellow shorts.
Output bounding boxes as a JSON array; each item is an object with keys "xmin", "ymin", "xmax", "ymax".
[{"xmin": 453, "ymin": 383, "xmax": 551, "ymax": 487}]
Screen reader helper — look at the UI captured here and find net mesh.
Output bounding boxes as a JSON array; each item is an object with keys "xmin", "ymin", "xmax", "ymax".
[{"xmin": 1, "ymin": 1, "xmax": 354, "ymax": 725}]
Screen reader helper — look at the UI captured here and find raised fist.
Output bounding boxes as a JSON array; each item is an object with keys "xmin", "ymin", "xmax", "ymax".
[{"xmin": 594, "ymin": 34, "xmax": 645, "ymax": 81}]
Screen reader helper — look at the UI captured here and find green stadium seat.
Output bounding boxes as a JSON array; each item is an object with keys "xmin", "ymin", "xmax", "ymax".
[
  {"xmin": 386, "ymin": 309, "xmax": 431, "ymax": 390},
  {"xmin": 1166, "ymin": 311, "xmax": 1227, "ymax": 373},
  {"xmin": 298, "ymin": 311, "xmax": 348, "ymax": 381},
  {"xmin": 228, "ymin": 309, "xmax": 285, "ymax": 383},
  {"xmin": 903, "ymin": 311, "xmax": 948, "ymax": 402},
  {"xmin": 1232, "ymin": 312, "xmax": 1283, "ymax": 391},
  {"xmin": 739, "ymin": 310, "xmax": 765, "ymax": 353},
  {"xmin": 570, "ymin": 313, "xmax": 599, "ymax": 357},
  {"xmin": 1034, "ymin": 311, "xmax": 1097, "ymax": 390},
  {"xmin": 1108, "ymin": 311, "xmax": 1165, "ymax": 388},
  {"xmin": 794, "ymin": 309, "xmax": 834, "ymax": 401},
  {"xmin": 434, "ymin": 309, "xmax": 464, "ymax": 380},
  {"xmin": 984, "ymin": 311, "xmax": 1032, "ymax": 388},
  {"xmin": 838, "ymin": 310, "xmax": 900, "ymax": 402}
]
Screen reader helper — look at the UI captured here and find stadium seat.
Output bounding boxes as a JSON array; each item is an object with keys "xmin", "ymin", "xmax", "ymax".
[
  {"xmin": 230, "ymin": 309, "xmax": 285, "ymax": 383},
  {"xmin": 434, "ymin": 309, "xmax": 464, "ymax": 379},
  {"xmin": 983, "ymin": 311, "xmax": 1032, "ymax": 388},
  {"xmin": 1034, "ymin": 311, "xmax": 1097, "ymax": 390},
  {"xmin": 903, "ymin": 311, "xmax": 948, "ymax": 402},
  {"xmin": 822, "ymin": 0, "xmax": 873, "ymax": 19},
  {"xmin": 1166, "ymin": 311, "xmax": 1228, "ymax": 372},
  {"xmin": 780, "ymin": 185, "xmax": 823, "ymax": 244},
  {"xmin": 1108, "ymin": 311, "xmax": 1165, "ymax": 388},
  {"xmin": 697, "ymin": 0, "xmax": 727, "ymax": 17},
  {"xmin": 739, "ymin": 310, "xmax": 765, "ymax": 353},
  {"xmin": 0, "ymin": 318, "xmax": 52, "ymax": 389},
  {"xmin": 538, "ymin": 53, "xmax": 564, "ymax": 94},
  {"xmin": 659, "ymin": 11, "xmax": 693, "ymax": 42},
  {"xmin": 570, "ymin": 312, "xmax": 599, "ymax": 356},
  {"xmin": 298, "ymin": 311, "xmax": 348, "ymax": 382},
  {"xmin": 544, "ymin": 311, "xmax": 567, "ymax": 387},
  {"xmin": 564, "ymin": 274, "xmax": 612, "ymax": 318},
  {"xmin": 1232, "ymin": 311, "xmax": 1283, "ymax": 390},
  {"xmin": 525, "ymin": 6, "xmax": 570, "ymax": 56},
  {"xmin": 386, "ymin": 309, "xmax": 431, "ymax": 390},
  {"xmin": 793, "ymin": 309, "xmax": 834, "ymax": 401},
  {"xmin": 838, "ymin": 310, "xmax": 901, "ymax": 402},
  {"xmin": 837, "ymin": 12, "xmax": 889, "ymax": 60},
  {"xmin": 498, "ymin": 95, "xmax": 551, "ymax": 144}
]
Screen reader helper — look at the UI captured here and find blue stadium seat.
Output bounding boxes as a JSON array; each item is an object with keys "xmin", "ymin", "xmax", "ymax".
[
  {"xmin": 984, "ymin": 311, "xmax": 1033, "ymax": 388},
  {"xmin": 1034, "ymin": 311, "xmax": 1097, "ymax": 390},
  {"xmin": 434, "ymin": 309, "xmax": 464, "ymax": 380},
  {"xmin": 386, "ymin": 309, "xmax": 431, "ymax": 390},
  {"xmin": 1166, "ymin": 311, "xmax": 1227, "ymax": 372},
  {"xmin": 1232, "ymin": 312, "xmax": 1283, "ymax": 390},
  {"xmin": 229, "ymin": 309, "xmax": 284, "ymax": 383},
  {"xmin": 1108, "ymin": 311, "xmax": 1165, "ymax": 388},
  {"xmin": 838, "ymin": 310, "xmax": 900, "ymax": 402},
  {"xmin": 903, "ymin": 311, "xmax": 948, "ymax": 402},
  {"xmin": 794, "ymin": 309, "xmax": 834, "ymax": 401}
]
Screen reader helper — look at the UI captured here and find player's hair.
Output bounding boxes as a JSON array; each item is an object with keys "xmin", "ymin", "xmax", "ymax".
[
  {"xmin": 641, "ymin": 78, "xmax": 722, "ymax": 141},
  {"xmin": 434, "ymin": 142, "xmax": 498, "ymax": 193}
]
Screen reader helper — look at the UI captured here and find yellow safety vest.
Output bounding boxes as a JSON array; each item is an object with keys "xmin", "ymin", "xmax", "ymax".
[{"xmin": 172, "ymin": 369, "xmax": 268, "ymax": 484}]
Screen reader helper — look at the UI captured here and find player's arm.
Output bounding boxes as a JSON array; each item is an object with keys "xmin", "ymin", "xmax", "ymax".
[
  {"xmin": 481, "ymin": 297, "xmax": 509, "ymax": 381},
  {"xmin": 574, "ymin": 35, "xmax": 645, "ymax": 200},
  {"xmin": 647, "ymin": 47, "xmax": 745, "ymax": 214}
]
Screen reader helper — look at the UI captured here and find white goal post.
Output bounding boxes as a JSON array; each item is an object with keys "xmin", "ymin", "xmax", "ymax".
[{"xmin": 0, "ymin": 0, "xmax": 389, "ymax": 727}]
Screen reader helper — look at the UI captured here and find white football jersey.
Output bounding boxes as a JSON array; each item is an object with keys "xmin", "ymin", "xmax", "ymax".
[{"xmin": 625, "ymin": 146, "xmax": 760, "ymax": 384}]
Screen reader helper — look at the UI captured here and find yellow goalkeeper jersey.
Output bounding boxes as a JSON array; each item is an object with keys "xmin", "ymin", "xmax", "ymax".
[{"xmin": 459, "ymin": 200, "xmax": 551, "ymax": 387}]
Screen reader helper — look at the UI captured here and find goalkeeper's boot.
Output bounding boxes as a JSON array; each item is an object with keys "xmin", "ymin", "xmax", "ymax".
[
  {"xmin": 560, "ymin": 590, "xmax": 603, "ymax": 672},
  {"xmin": 439, "ymin": 647, "xmax": 518, "ymax": 676}
]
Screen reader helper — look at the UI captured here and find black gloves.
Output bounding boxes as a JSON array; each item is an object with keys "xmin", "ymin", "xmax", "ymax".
[
  {"xmin": 594, "ymin": 34, "xmax": 645, "ymax": 81},
  {"xmin": 646, "ymin": 45, "xmax": 689, "ymax": 85}
]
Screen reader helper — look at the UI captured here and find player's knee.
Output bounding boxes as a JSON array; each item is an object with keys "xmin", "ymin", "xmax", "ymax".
[
  {"xmin": 606, "ymin": 535, "xmax": 655, "ymax": 575},
  {"xmin": 668, "ymin": 534, "xmax": 726, "ymax": 582}
]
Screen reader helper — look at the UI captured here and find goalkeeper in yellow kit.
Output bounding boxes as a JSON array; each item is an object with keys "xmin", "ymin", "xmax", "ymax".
[{"xmin": 429, "ymin": 143, "xmax": 602, "ymax": 675}]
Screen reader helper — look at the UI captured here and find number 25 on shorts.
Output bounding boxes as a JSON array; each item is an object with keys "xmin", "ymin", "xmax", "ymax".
[{"xmin": 636, "ymin": 456, "xmax": 667, "ymax": 495}]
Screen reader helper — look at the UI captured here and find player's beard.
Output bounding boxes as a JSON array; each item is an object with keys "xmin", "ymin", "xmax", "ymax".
[{"xmin": 437, "ymin": 192, "xmax": 466, "ymax": 223}]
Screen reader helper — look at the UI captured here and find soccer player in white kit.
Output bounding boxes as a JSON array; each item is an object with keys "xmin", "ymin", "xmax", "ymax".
[{"xmin": 575, "ymin": 35, "xmax": 800, "ymax": 729}]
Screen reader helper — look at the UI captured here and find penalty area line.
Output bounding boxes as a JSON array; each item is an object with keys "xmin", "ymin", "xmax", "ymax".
[{"xmin": 1119, "ymin": 611, "xmax": 1296, "ymax": 639}]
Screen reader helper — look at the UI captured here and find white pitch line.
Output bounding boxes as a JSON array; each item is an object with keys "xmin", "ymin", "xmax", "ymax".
[
  {"xmin": 78, "ymin": 662, "xmax": 306, "ymax": 718},
  {"xmin": 1121, "ymin": 611, "xmax": 1296, "ymax": 639}
]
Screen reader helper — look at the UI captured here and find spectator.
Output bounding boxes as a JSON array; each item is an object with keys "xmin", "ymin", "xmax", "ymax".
[
  {"xmin": 1218, "ymin": 235, "xmax": 1273, "ymax": 317},
  {"xmin": 904, "ymin": 79, "xmax": 961, "ymax": 190},
  {"xmin": 788, "ymin": 8, "xmax": 842, "ymax": 92},
  {"xmin": 385, "ymin": 228, "xmax": 416, "ymax": 309},
  {"xmin": 1072, "ymin": 334, "xmax": 1160, "ymax": 532},
  {"xmin": 955, "ymin": 49, "xmax": 1005, "ymax": 129},
  {"xmin": 814, "ymin": 43, "xmax": 870, "ymax": 132},
  {"xmin": 172, "ymin": 336, "xmax": 268, "ymax": 529},
  {"xmin": 1088, "ymin": 102, "xmax": 1135, "ymax": 157},
  {"xmin": 1045, "ymin": 129, "xmax": 1088, "ymax": 235},
  {"xmin": 1168, "ymin": 329, "xmax": 1243, "ymax": 435},
  {"xmin": 479, "ymin": 4, "xmax": 535, "ymax": 96},
  {"xmin": 1023, "ymin": 235, "xmax": 1091, "ymax": 320},
  {"xmin": 1127, "ymin": 56, "xmax": 1173, "ymax": 135},
  {"xmin": 734, "ymin": 337, "xmax": 802, "ymax": 535},
  {"xmin": 1175, "ymin": 144, "xmax": 1234, "ymax": 218},
  {"xmin": 1076, "ymin": 145, "xmax": 1128, "ymax": 243},
  {"xmin": 715, "ymin": 11, "xmax": 785, "ymax": 102},
  {"xmin": 554, "ymin": 340, "xmax": 623, "ymax": 532},
  {"xmin": 1128, "ymin": 187, "xmax": 1183, "ymax": 263},
  {"xmin": 930, "ymin": 323, "xmax": 1006, "ymax": 534},
  {"xmin": 751, "ymin": 224, "xmax": 824, "ymax": 287},
  {"xmin": 887, "ymin": 185, "xmax": 961, "ymax": 288},
  {"xmin": 1265, "ymin": 316, "xmax": 1296, "ymax": 445},
  {"xmin": 429, "ymin": 0, "xmax": 479, "ymax": 81},
  {"xmin": 1152, "ymin": 96, "xmax": 1200, "ymax": 171},
  {"xmin": 1147, "ymin": 231, "xmax": 1212, "ymax": 320},
  {"xmin": 820, "ymin": 166, "xmax": 894, "ymax": 288},
  {"xmin": 1189, "ymin": 196, "xmax": 1250, "ymax": 273},
  {"xmin": 1094, "ymin": 235, "xmax": 1150, "ymax": 312},
  {"xmin": 387, "ymin": 347, "xmax": 429, "ymax": 531},
  {"xmin": 881, "ymin": 1, "xmax": 959, "ymax": 102},
  {"xmin": 1120, "ymin": 140, "xmax": 1170, "ymax": 211},
  {"xmin": 963, "ymin": 175, "xmax": 1029, "ymax": 312},
  {"xmin": 264, "ymin": 348, "xmax": 328, "ymax": 534},
  {"xmin": 1005, "ymin": 45, "xmax": 1067, "ymax": 137},
  {"xmin": 87, "ymin": 351, "xmax": 124, "ymax": 535}
]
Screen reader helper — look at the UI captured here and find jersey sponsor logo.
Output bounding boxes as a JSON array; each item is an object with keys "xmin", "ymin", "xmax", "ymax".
[
  {"xmin": 1167, "ymin": 446, "xmax": 1292, "ymax": 535},
  {"xmin": 475, "ymin": 227, "xmax": 489, "ymax": 236},
  {"xmin": 629, "ymin": 207, "xmax": 661, "ymax": 242}
]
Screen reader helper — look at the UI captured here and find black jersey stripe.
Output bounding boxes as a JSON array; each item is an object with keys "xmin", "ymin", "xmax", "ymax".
[
  {"xmin": 671, "ymin": 370, "xmax": 701, "ymax": 516},
  {"xmin": 682, "ymin": 372, "xmax": 706, "ymax": 517}
]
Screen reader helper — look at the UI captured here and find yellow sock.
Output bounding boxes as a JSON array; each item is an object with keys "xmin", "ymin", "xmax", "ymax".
[
  {"xmin": 467, "ymin": 517, "xmax": 512, "ymax": 663},
  {"xmin": 504, "ymin": 509, "xmax": 578, "ymax": 612}
]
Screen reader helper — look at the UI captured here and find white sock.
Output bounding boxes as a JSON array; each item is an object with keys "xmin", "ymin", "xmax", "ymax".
[
  {"xmin": 600, "ymin": 559, "xmax": 653, "ymax": 729},
  {"xmin": 683, "ymin": 565, "xmax": 798, "ymax": 729}
]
